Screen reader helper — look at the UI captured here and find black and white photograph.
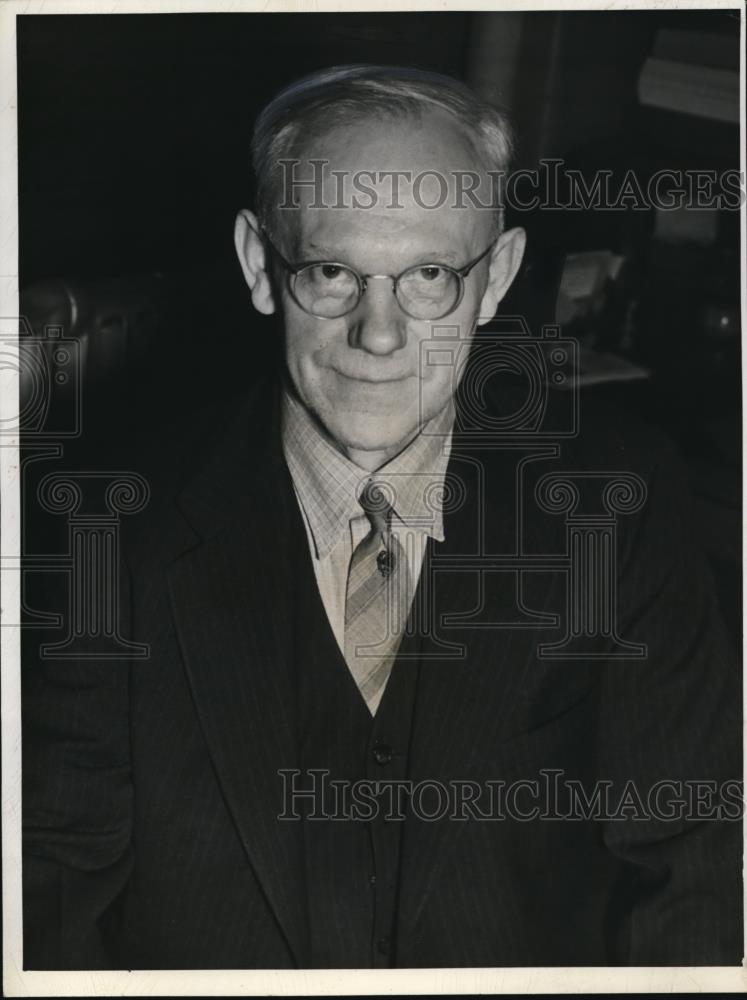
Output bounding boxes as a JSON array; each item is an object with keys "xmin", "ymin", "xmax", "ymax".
[{"xmin": 1, "ymin": 0, "xmax": 745, "ymax": 994}]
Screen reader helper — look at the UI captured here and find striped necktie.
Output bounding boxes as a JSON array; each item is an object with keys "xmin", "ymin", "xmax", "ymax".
[{"xmin": 344, "ymin": 480, "xmax": 411, "ymax": 714}]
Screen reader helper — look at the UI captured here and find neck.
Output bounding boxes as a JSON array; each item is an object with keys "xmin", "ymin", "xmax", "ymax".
[{"xmin": 343, "ymin": 437, "xmax": 417, "ymax": 473}]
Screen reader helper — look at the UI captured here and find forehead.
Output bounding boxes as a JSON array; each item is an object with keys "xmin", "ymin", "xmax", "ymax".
[
  {"xmin": 302, "ymin": 106, "xmax": 480, "ymax": 172},
  {"xmin": 276, "ymin": 109, "xmax": 494, "ymax": 262}
]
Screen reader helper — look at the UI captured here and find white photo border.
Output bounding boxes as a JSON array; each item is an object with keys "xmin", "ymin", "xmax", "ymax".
[{"xmin": 2, "ymin": 1, "xmax": 745, "ymax": 995}]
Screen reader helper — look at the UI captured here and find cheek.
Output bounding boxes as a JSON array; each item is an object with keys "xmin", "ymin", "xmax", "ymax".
[
  {"xmin": 282, "ymin": 306, "xmax": 339, "ymax": 373},
  {"xmin": 415, "ymin": 310, "xmax": 477, "ymax": 390},
  {"xmin": 419, "ymin": 364, "xmax": 458, "ymax": 415}
]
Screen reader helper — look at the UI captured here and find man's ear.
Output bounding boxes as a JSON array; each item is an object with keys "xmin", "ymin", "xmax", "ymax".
[
  {"xmin": 234, "ymin": 209, "xmax": 276, "ymax": 315},
  {"xmin": 476, "ymin": 226, "xmax": 526, "ymax": 327}
]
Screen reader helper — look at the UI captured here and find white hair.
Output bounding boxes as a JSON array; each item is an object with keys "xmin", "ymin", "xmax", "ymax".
[{"xmin": 251, "ymin": 64, "xmax": 514, "ymax": 235}]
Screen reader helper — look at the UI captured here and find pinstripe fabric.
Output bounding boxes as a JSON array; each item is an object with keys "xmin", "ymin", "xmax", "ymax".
[
  {"xmin": 22, "ymin": 380, "xmax": 743, "ymax": 970},
  {"xmin": 295, "ymin": 534, "xmax": 419, "ymax": 969}
]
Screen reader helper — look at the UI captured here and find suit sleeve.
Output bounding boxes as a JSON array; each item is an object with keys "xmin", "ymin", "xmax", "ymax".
[
  {"xmin": 598, "ymin": 437, "xmax": 742, "ymax": 965},
  {"xmin": 22, "ymin": 558, "xmax": 134, "ymax": 970}
]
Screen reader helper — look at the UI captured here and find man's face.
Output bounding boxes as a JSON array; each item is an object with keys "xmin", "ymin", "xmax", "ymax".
[{"xmin": 250, "ymin": 110, "xmax": 524, "ymax": 464}]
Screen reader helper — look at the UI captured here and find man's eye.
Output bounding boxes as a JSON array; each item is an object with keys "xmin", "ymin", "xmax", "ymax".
[
  {"xmin": 303, "ymin": 264, "xmax": 357, "ymax": 301},
  {"xmin": 419, "ymin": 266, "xmax": 443, "ymax": 281}
]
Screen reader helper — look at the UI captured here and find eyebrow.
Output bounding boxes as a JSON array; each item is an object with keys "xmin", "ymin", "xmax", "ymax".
[{"xmin": 303, "ymin": 243, "xmax": 462, "ymax": 267}]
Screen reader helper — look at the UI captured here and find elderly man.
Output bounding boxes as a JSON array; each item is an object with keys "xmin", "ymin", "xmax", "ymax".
[{"xmin": 23, "ymin": 65, "xmax": 741, "ymax": 970}]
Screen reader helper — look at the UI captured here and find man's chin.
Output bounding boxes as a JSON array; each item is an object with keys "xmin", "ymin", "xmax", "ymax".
[{"xmin": 325, "ymin": 419, "xmax": 419, "ymax": 462}]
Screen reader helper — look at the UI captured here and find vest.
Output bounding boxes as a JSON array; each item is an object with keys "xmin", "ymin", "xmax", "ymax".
[{"xmin": 293, "ymin": 532, "xmax": 421, "ymax": 968}]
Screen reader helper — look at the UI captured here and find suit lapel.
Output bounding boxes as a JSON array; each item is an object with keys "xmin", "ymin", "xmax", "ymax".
[
  {"xmin": 166, "ymin": 380, "xmax": 309, "ymax": 966},
  {"xmin": 398, "ymin": 440, "xmax": 562, "ymax": 935}
]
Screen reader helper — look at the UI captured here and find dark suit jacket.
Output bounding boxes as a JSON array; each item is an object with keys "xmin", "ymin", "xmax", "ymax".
[{"xmin": 23, "ymin": 375, "xmax": 742, "ymax": 969}]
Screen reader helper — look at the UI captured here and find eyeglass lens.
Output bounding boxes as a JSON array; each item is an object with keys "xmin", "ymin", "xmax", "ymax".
[{"xmin": 293, "ymin": 263, "xmax": 461, "ymax": 319}]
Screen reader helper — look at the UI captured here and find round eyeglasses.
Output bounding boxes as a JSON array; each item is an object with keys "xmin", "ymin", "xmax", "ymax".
[{"xmin": 263, "ymin": 233, "xmax": 496, "ymax": 321}]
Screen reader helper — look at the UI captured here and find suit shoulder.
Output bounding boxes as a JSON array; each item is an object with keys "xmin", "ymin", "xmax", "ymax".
[
  {"xmin": 549, "ymin": 389, "xmax": 679, "ymax": 478},
  {"xmin": 129, "ymin": 377, "xmax": 277, "ymax": 500},
  {"xmin": 120, "ymin": 379, "xmax": 274, "ymax": 559}
]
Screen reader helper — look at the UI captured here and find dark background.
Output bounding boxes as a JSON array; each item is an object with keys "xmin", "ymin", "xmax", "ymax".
[
  {"xmin": 17, "ymin": 9, "xmax": 741, "ymax": 283},
  {"xmin": 16, "ymin": 10, "xmax": 742, "ymax": 644}
]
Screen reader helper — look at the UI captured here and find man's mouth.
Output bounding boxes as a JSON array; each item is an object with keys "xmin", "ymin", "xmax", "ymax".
[{"xmin": 331, "ymin": 366, "xmax": 414, "ymax": 385}]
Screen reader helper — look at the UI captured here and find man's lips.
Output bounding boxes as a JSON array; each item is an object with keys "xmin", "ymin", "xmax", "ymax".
[{"xmin": 330, "ymin": 366, "xmax": 414, "ymax": 384}]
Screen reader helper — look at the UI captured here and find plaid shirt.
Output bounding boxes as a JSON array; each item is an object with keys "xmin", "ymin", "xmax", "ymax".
[{"xmin": 282, "ymin": 388, "xmax": 454, "ymax": 657}]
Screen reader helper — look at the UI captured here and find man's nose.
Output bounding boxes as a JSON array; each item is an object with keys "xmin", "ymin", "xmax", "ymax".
[{"xmin": 347, "ymin": 277, "xmax": 408, "ymax": 355}]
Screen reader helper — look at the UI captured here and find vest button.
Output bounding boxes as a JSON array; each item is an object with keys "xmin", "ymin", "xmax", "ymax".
[
  {"xmin": 372, "ymin": 743, "xmax": 393, "ymax": 766},
  {"xmin": 377, "ymin": 936, "xmax": 391, "ymax": 956}
]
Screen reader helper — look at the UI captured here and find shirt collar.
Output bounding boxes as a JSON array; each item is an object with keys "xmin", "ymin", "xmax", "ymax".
[{"xmin": 282, "ymin": 388, "xmax": 454, "ymax": 560}]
